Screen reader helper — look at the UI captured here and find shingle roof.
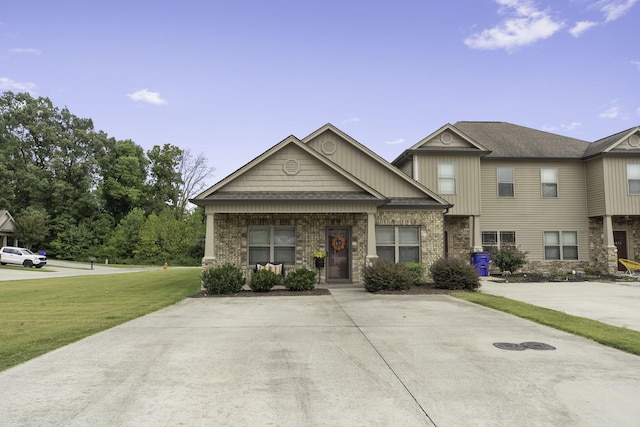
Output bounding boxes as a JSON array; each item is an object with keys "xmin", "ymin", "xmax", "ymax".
[
  {"xmin": 583, "ymin": 126, "xmax": 640, "ymax": 158},
  {"xmin": 453, "ymin": 121, "xmax": 591, "ymax": 159},
  {"xmin": 202, "ymin": 191, "xmax": 383, "ymax": 202}
]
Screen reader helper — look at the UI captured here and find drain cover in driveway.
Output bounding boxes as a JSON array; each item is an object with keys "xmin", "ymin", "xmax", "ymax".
[
  {"xmin": 521, "ymin": 342, "xmax": 556, "ymax": 350},
  {"xmin": 493, "ymin": 342, "xmax": 527, "ymax": 351}
]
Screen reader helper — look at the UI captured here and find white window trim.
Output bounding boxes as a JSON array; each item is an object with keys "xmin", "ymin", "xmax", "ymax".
[
  {"xmin": 540, "ymin": 168, "xmax": 558, "ymax": 198},
  {"xmin": 627, "ymin": 164, "xmax": 640, "ymax": 195},
  {"xmin": 438, "ymin": 162, "xmax": 456, "ymax": 195},
  {"xmin": 497, "ymin": 168, "xmax": 514, "ymax": 198},
  {"xmin": 248, "ymin": 226, "xmax": 296, "ymax": 265},
  {"xmin": 375, "ymin": 226, "xmax": 421, "ymax": 263},
  {"xmin": 543, "ymin": 230, "xmax": 578, "ymax": 260}
]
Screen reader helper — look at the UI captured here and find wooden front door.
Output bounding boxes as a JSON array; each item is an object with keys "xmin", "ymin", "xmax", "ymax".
[
  {"xmin": 614, "ymin": 230, "xmax": 628, "ymax": 271},
  {"xmin": 327, "ymin": 227, "xmax": 351, "ymax": 282}
]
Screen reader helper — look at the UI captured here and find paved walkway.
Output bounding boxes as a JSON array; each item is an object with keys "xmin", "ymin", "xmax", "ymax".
[{"xmin": 1, "ymin": 288, "xmax": 639, "ymax": 426}]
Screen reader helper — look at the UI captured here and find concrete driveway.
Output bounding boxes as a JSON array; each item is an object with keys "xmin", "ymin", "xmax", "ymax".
[
  {"xmin": 480, "ymin": 279, "xmax": 640, "ymax": 332},
  {"xmin": 1, "ymin": 288, "xmax": 639, "ymax": 426}
]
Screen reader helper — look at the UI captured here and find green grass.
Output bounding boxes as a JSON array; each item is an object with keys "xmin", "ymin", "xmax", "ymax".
[
  {"xmin": 453, "ymin": 291, "xmax": 640, "ymax": 356},
  {"xmin": 0, "ymin": 269, "xmax": 201, "ymax": 372}
]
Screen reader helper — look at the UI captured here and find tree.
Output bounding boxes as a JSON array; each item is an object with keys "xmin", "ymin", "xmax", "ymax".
[
  {"xmin": 146, "ymin": 144, "xmax": 183, "ymax": 215},
  {"xmin": 175, "ymin": 149, "xmax": 215, "ymax": 219},
  {"xmin": 97, "ymin": 138, "xmax": 148, "ymax": 221},
  {"xmin": 14, "ymin": 208, "xmax": 49, "ymax": 249}
]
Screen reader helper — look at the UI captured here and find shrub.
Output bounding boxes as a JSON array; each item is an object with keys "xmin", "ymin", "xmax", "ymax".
[
  {"xmin": 492, "ymin": 246, "xmax": 527, "ymax": 274},
  {"xmin": 201, "ymin": 263, "xmax": 246, "ymax": 294},
  {"xmin": 249, "ymin": 269, "xmax": 280, "ymax": 292},
  {"xmin": 363, "ymin": 260, "xmax": 413, "ymax": 292},
  {"xmin": 429, "ymin": 258, "xmax": 480, "ymax": 291},
  {"xmin": 405, "ymin": 262, "xmax": 426, "ymax": 286},
  {"xmin": 284, "ymin": 267, "xmax": 316, "ymax": 291}
]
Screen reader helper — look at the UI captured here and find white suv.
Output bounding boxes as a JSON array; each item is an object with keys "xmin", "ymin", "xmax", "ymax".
[{"xmin": 0, "ymin": 247, "xmax": 47, "ymax": 268}]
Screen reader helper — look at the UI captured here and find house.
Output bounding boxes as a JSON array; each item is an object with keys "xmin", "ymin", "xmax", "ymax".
[
  {"xmin": 392, "ymin": 122, "xmax": 640, "ymax": 274},
  {"xmin": 192, "ymin": 122, "xmax": 640, "ymax": 281},
  {"xmin": 0, "ymin": 210, "xmax": 17, "ymax": 247},
  {"xmin": 191, "ymin": 124, "xmax": 451, "ymax": 283}
]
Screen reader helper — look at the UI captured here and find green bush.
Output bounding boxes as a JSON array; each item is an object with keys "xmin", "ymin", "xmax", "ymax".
[
  {"xmin": 249, "ymin": 269, "xmax": 281, "ymax": 292},
  {"xmin": 405, "ymin": 262, "xmax": 426, "ymax": 286},
  {"xmin": 284, "ymin": 267, "xmax": 316, "ymax": 291},
  {"xmin": 363, "ymin": 260, "xmax": 413, "ymax": 292},
  {"xmin": 201, "ymin": 263, "xmax": 246, "ymax": 294},
  {"xmin": 429, "ymin": 258, "xmax": 480, "ymax": 291},
  {"xmin": 492, "ymin": 246, "xmax": 527, "ymax": 274}
]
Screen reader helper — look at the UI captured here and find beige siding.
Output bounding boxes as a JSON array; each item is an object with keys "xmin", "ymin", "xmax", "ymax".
[
  {"xmin": 220, "ymin": 144, "xmax": 362, "ymax": 192},
  {"xmin": 206, "ymin": 202, "xmax": 378, "ymax": 214},
  {"xmin": 398, "ymin": 159, "xmax": 412, "ymax": 177},
  {"xmin": 307, "ymin": 132, "xmax": 426, "ymax": 198},
  {"xmin": 479, "ymin": 160, "xmax": 589, "ymax": 261},
  {"xmin": 414, "ymin": 154, "xmax": 481, "ymax": 215},
  {"xmin": 585, "ymin": 158, "xmax": 606, "ymax": 216},
  {"xmin": 603, "ymin": 157, "xmax": 640, "ymax": 215}
]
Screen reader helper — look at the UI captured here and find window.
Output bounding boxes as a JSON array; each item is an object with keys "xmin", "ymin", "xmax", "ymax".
[
  {"xmin": 248, "ymin": 226, "xmax": 295, "ymax": 264},
  {"xmin": 376, "ymin": 226, "xmax": 420, "ymax": 263},
  {"xmin": 482, "ymin": 231, "xmax": 516, "ymax": 252},
  {"xmin": 438, "ymin": 163, "xmax": 456, "ymax": 194},
  {"xmin": 544, "ymin": 231, "xmax": 578, "ymax": 260},
  {"xmin": 497, "ymin": 168, "xmax": 514, "ymax": 197},
  {"xmin": 541, "ymin": 168, "xmax": 557, "ymax": 197},
  {"xmin": 627, "ymin": 164, "xmax": 640, "ymax": 195}
]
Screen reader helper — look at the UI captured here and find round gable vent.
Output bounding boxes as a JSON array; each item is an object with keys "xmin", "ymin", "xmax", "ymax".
[
  {"xmin": 440, "ymin": 132, "xmax": 453, "ymax": 145},
  {"xmin": 322, "ymin": 140, "xmax": 336, "ymax": 155},
  {"xmin": 283, "ymin": 159, "xmax": 300, "ymax": 175},
  {"xmin": 629, "ymin": 134, "xmax": 640, "ymax": 148}
]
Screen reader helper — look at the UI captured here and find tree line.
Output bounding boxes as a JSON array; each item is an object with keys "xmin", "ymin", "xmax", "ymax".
[{"xmin": 0, "ymin": 91, "xmax": 214, "ymax": 265}]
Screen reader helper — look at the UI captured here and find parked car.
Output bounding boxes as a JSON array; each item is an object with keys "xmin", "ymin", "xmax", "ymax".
[{"xmin": 0, "ymin": 246, "xmax": 47, "ymax": 268}]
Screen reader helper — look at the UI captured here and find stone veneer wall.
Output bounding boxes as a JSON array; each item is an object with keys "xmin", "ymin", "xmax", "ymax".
[
  {"xmin": 375, "ymin": 210, "xmax": 444, "ymax": 275},
  {"xmin": 613, "ymin": 216, "xmax": 640, "ymax": 263},
  {"xmin": 205, "ymin": 213, "xmax": 368, "ymax": 282},
  {"xmin": 444, "ymin": 216, "xmax": 471, "ymax": 261},
  {"xmin": 203, "ymin": 210, "xmax": 444, "ymax": 283}
]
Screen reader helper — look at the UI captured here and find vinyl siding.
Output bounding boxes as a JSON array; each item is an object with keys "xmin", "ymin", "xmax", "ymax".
[
  {"xmin": 414, "ymin": 154, "xmax": 481, "ymax": 215},
  {"xmin": 585, "ymin": 158, "xmax": 606, "ymax": 216},
  {"xmin": 480, "ymin": 160, "xmax": 589, "ymax": 261},
  {"xmin": 603, "ymin": 157, "xmax": 640, "ymax": 215},
  {"xmin": 306, "ymin": 133, "xmax": 426, "ymax": 198},
  {"xmin": 220, "ymin": 144, "xmax": 362, "ymax": 192},
  {"xmin": 205, "ymin": 202, "xmax": 378, "ymax": 214}
]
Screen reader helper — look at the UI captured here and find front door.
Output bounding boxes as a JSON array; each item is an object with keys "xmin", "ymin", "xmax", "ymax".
[
  {"xmin": 614, "ymin": 230, "xmax": 628, "ymax": 271},
  {"xmin": 327, "ymin": 227, "xmax": 351, "ymax": 283}
]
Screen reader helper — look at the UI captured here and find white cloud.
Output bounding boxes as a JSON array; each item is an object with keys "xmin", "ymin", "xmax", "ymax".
[
  {"xmin": 569, "ymin": 21, "xmax": 598, "ymax": 37},
  {"xmin": 464, "ymin": 0, "xmax": 564, "ymax": 51},
  {"xmin": 543, "ymin": 122, "xmax": 583, "ymax": 133},
  {"xmin": 342, "ymin": 117, "xmax": 360, "ymax": 124},
  {"xmin": 599, "ymin": 100, "xmax": 621, "ymax": 119},
  {"xmin": 10, "ymin": 47, "xmax": 42, "ymax": 55},
  {"xmin": 127, "ymin": 89, "xmax": 167, "ymax": 105},
  {"xmin": 0, "ymin": 77, "xmax": 36, "ymax": 92},
  {"xmin": 384, "ymin": 138, "xmax": 405, "ymax": 145},
  {"xmin": 630, "ymin": 61, "xmax": 640, "ymax": 71},
  {"xmin": 597, "ymin": 0, "xmax": 638, "ymax": 22}
]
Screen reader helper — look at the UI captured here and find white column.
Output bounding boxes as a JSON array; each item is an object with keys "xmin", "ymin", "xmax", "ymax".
[
  {"xmin": 365, "ymin": 212, "xmax": 378, "ymax": 266},
  {"xmin": 472, "ymin": 215, "xmax": 483, "ymax": 252},
  {"xmin": 203, "ymin": 213, "xmax": 215, "ymax": 260},
  {"xmin": 603, "ymin": 215, "xmax": 615, "ymax": 247}
]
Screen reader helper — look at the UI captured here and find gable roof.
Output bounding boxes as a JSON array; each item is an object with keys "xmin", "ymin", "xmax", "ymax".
[
  {"xmin": 0, "ymin": 210, "xmax": 16, "ymax": 233},
  {"xmin": 584, "ymin": 126, "xmax": 640, "ymax": 158},
  {"xmin": 452, "ymin": 122, "xmax": 591, "ymax": 159},
  {"xmin": 192, "ymin": 135, "xmax": 388, "ymax": 204},
  {"xmin": 303, "ymin": 124, "xmax": 451, "ymax": 207}
]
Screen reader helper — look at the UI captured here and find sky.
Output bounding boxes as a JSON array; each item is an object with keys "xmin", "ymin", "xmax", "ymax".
[{"xmin": 1, "ymin": 0, "xmax": 639, "ymax": 185}]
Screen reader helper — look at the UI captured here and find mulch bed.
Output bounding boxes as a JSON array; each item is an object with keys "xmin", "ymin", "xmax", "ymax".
[{"xmin": 191, "ymin": 284, "xmax": 455, "ymax": 298}]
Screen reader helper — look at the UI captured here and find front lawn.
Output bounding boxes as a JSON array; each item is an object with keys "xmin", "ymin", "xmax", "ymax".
[
  {"xmin": 453, "ymin": 291, "xmax": 640, "ymax": 356},
  {"xmin": 0, "ymin": 269, "xmax": 201, "ymax": 372}
]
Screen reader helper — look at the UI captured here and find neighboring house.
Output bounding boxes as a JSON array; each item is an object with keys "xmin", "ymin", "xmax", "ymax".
[
  {"xmin": 192, "ymin": 121, "xmax": 640, "ymax": 281},
  {"xmin": 191, "ymin": 124, "xmax": 451, "ymax": 283},
  {"xmin": 0, "ymin": 210, "xmax": 17, "ymax": 247},
  {"xmin": 392, "ymin": 122, "xmax": 640, "ymax": 274}
]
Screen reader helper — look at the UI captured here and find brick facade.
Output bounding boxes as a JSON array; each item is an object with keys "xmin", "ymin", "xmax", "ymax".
[{"xmin": 204, "ymin": 209, "xmax": 444, "ymax": 283}]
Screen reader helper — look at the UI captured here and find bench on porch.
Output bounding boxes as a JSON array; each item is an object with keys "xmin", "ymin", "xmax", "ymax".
[{"xmin": 253, "ymin": 262, "xmax": 286, "ymax": 281}]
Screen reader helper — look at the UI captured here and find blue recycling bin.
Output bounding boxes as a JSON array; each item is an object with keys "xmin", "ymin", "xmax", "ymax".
[{"xmin": 470, "ymin": 252, "xmax": 491, "ymax": 276}]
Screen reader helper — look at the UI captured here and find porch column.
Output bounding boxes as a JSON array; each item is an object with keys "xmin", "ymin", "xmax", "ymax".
[
  {"xmin": 603, "ymin": 215, "xmax": 614, "ymax": 246},
  {"xmin": 602, "ymin": 215, "xmax": 618, "ymax": 274},
  {"xmin": 472, "ymin": 215, "xmax": 483, "ymax": 253},
  {"xmin": 365, "ymin": 212, "xmax": 378, "ymax": 266},
  {"xmin": 203, "ymin": 213, "xmax": 215, "ymax": 260}
]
